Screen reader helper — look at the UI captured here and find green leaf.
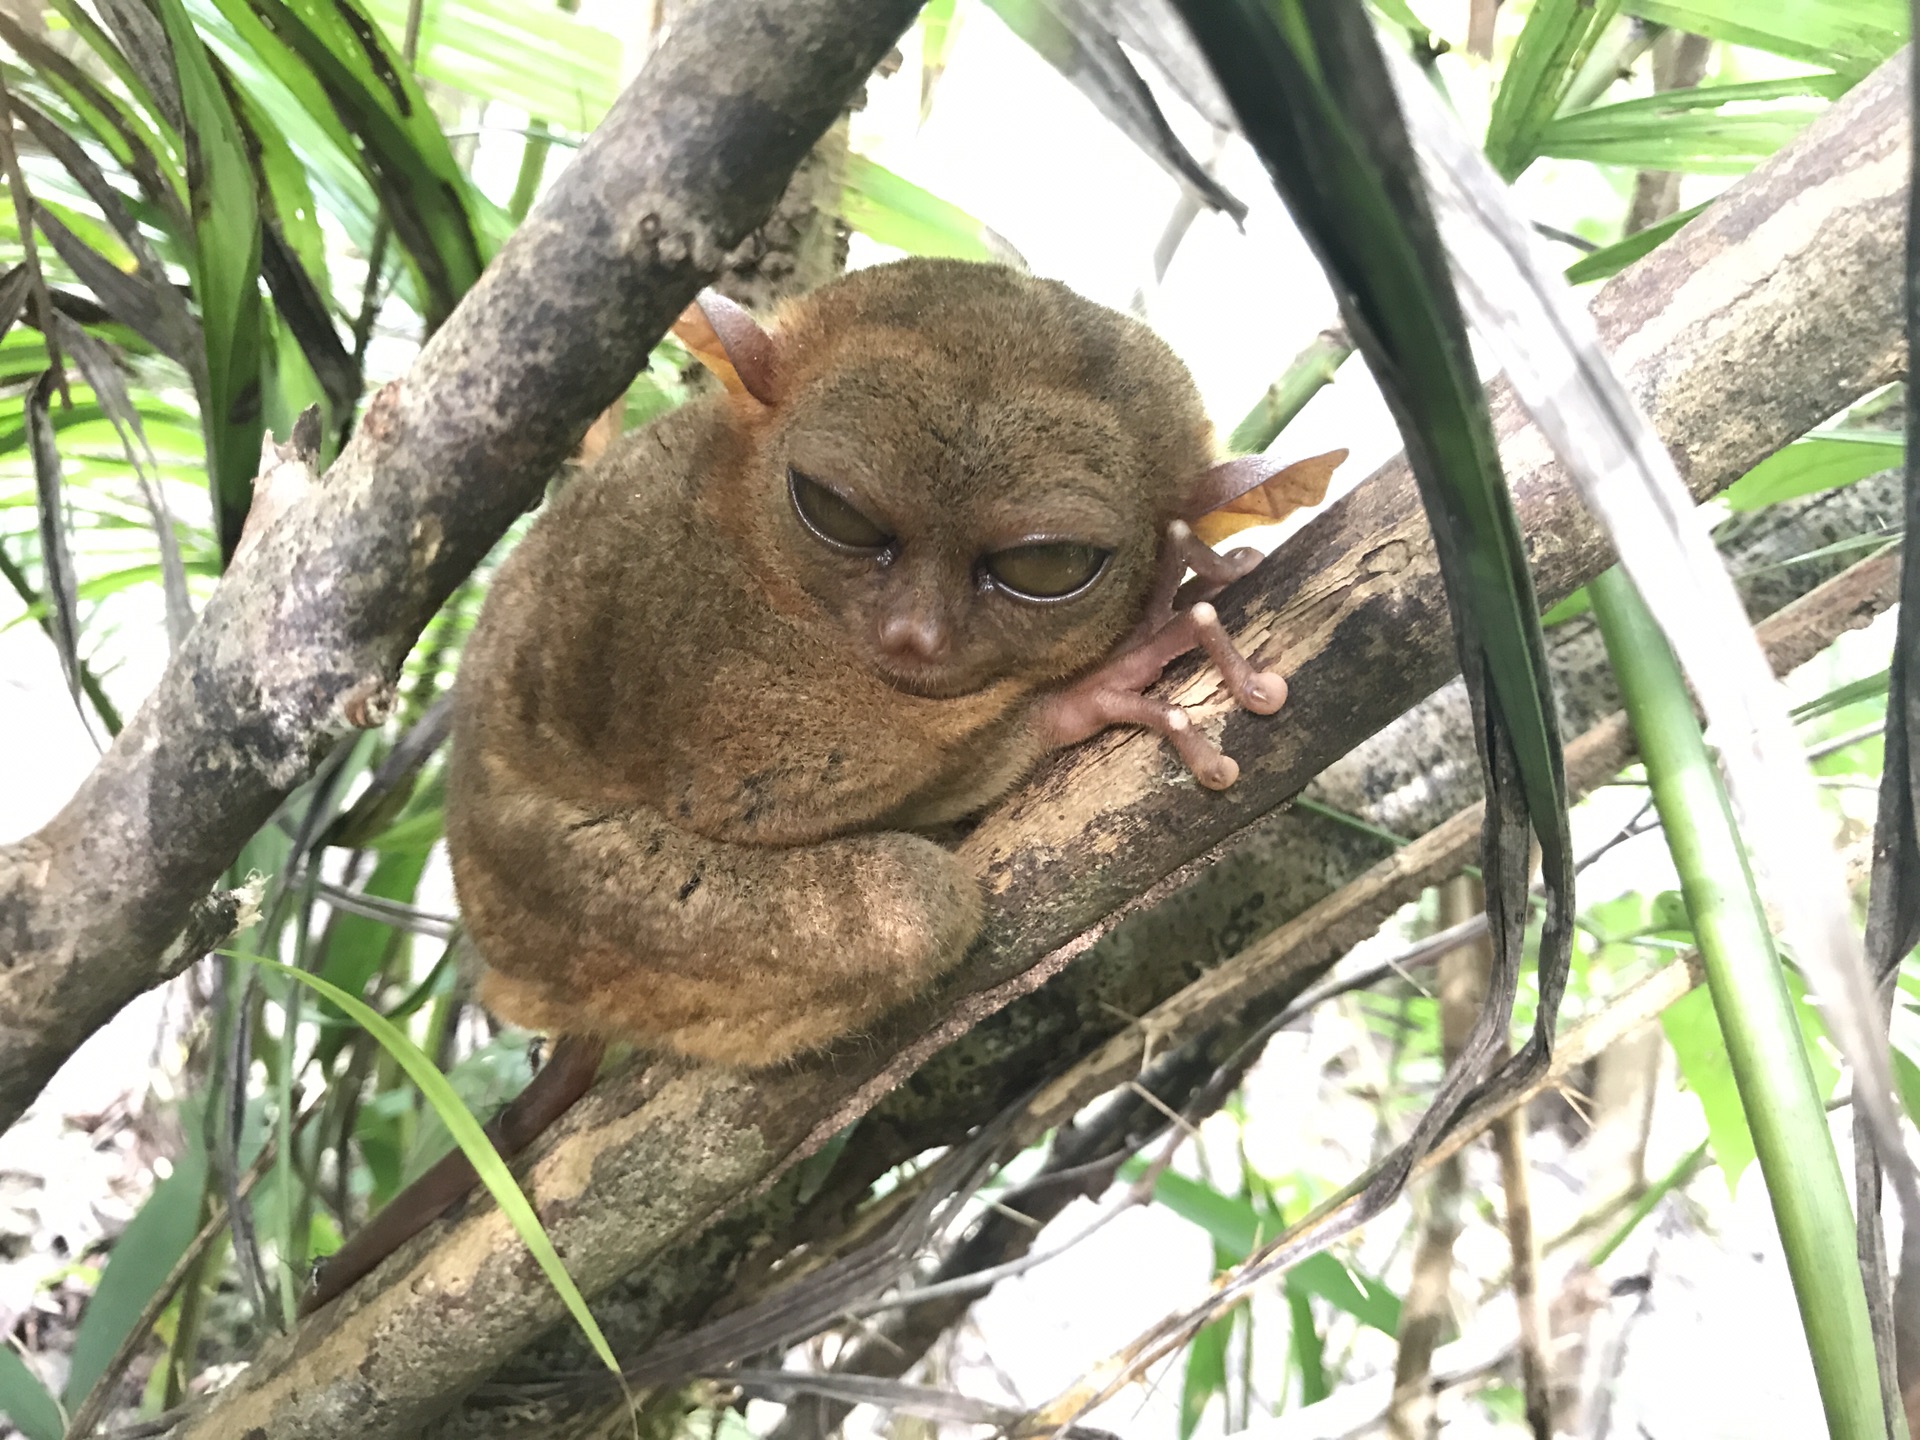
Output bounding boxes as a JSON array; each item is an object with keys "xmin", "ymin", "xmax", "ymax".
[
  {"xmin": 151, "ymin": 0, "xmax": 265, "ymax": 556},
  {"xmin": 1622, "ymin": 0, "xmax": 1908, "ymax": 78},
  {"xmin": 0, "ymin": 1347, "xmax": 63, "ymax": 1440},
  {"xmin": 2, "ymin": 7, "xmax": 184, "ymax": 205},
  {"xmin": 1663, "ymin": 983, "xmax": 1756, "ymax": 1190},
  {"xmin": 981, "ymin": 0, "xmax": 1245, "ymax": 220},
  {"xmin": 1722, "ymin": 432, "xmax": 1903, "ymax": 511},
  {"xmin": 1565, "ymin": 204, "xmax": 1705, "ymax": 285},
  {"xmin": 1177, "ymin": 6, "xmax": 1578, "ymax": 1185},
  {"xmin": 312, "ymin": 846, "xmax": 431, "ymax": 1062},
  {"xmin": 1535, "ymin": 75, "xmax": 1852, "ymax": 174},
  {"xmin": 361, "ymin": 0, "xmax": 623, "ymax": 132},
  {"xmin": 231, "ymin": 81, "xmax": 329, "ymax": 290},
  {"xmin": 399, "ymin": 1035, "xmax": 535, "ymax": 1187},
  {"xmin": 1367, "ymin": 0, "xmax": 1432, "ymax": 37},
  {"xmin": 235, "ymin": 955, "xmax": 623, "ymax": 1379},
  {"xmin": 1178, "ymin": 1305, "xmax": 1231, "ymax": 1440},
  {"xmin": 1540, "ymin": 584, "xmax": 1592, "ymax": 625},
  {"xmin": 835, "ymin": 154, "xmax": 1022, "ymax": 265},
  {"xmin": 201, "ymin": 0, "xmax": 493, "ymax": 328},
  {"xmin": 1287, "ymin": 1251, "xmax": 1401, "ymax": 1336},
  {"xmin": 1128, "ymin": 1162, "xmax": 1263, "ymax": 1257},
  {"xmin": 189, "ymin": 0, "xmax": 381, "ymax": 237},
  {"xmin": 1483, "ymin": 0, "xmax": 1624, "ymax": 181},
  {"xmin": 64, "ymin": 1127, "xmax": 208, "ymax": 1406},
  {"xmin": 919, "ymin": 0, "xmax": 961, "ymax": 121},
  {"xmin": 1283, "ymin": 1275, "xmax": 1328, "ymax": 1404},
  {"xmin": 1792, "ymin": 668, "xmax": 1890, "ymax": 724},
  {"xmin": 1894, "ymin": 1048, "xmax": 1920, "ymax": 1126},
  {"xmin": 361, "ymin": 806, "xmax": 447, "ymax": 853}
]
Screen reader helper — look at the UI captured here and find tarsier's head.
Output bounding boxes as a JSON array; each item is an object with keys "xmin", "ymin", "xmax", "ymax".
[{"xmin": 694, "ymin": 260, "xmax": 1266, "ymax": 700}]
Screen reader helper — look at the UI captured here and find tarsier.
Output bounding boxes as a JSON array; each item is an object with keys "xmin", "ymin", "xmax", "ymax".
[{"xmin": 303, "ymin": 259, "xmax": 1318, "ymax": 1311}]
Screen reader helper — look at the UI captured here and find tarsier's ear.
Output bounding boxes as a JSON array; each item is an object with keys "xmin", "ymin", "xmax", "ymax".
[
  {"xmin": 1182, "ymin": 449, "xmax": 1346, "ymax": 547},
  {"xmin": 669, "ymin": 290, "xmax": 781, "ymax": 406}
]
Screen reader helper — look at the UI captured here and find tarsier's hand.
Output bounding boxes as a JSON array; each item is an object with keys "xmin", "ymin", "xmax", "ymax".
[{"xmin": 1035, "ymin": 520, "xmax": 1286, "ymax": 790}]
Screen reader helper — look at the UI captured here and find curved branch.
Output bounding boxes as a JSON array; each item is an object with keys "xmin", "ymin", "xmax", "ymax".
[
  {"xmin": 0, "ymin": 0, "xmax": 924, "ymax": 1133},
  {"xmin": 172, "ymin": 50, "xmax": 1912, "ymax": 1440}
]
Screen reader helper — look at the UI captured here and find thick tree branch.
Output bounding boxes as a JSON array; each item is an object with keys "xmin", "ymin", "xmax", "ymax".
[
  {"xmin": 0, "ymin": 0, "xmax": 924, "ymax": 1133},
  {"xmin": 173, "ymin": 52, "xmax": 1912, "ymax": 1440}
]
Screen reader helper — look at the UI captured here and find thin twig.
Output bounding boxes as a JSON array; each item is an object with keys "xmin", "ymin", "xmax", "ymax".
[{"xmin": 1026, "ymin": 952, "xmax": 1705, "ymax": 1434}]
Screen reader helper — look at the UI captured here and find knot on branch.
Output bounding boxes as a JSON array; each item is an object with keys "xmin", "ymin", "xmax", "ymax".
[{"xmin": 154, "ymin": 877, "xmax": 264, "ymax": 982}]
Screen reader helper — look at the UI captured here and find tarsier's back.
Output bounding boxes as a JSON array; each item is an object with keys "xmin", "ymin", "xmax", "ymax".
[{"xmin": 445, "ymin": 258, "xmax": 1288, "ymax": 1065}]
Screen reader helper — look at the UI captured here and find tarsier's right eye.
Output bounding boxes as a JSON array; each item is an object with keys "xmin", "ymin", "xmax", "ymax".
[{"xmin": 789, "ymin": 467, "xmax": 893, "ymax": 554}]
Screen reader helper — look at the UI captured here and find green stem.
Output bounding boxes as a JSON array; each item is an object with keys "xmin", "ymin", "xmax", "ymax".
[
  {"xmin": 506, "ymin": 0, "xmax": 580, "ymax": 224},
  {"xmin": 1590, "ymin": 565, "xmax": 1884, "ymax": 1439},
  {"xmin": 508, "ymin": 123, "xmax": 551, "ymax": 223},
  {"xmin": 1225, "ymin": 326, "xmax": 1353, "ymax": 455},
  {"xmin": 1586, "ymin": 1138, "xmax": 1708, "ymax": 1267}
]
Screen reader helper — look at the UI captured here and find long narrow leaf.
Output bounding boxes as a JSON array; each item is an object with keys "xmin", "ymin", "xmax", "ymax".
[
  {"xmin": 1149, "ymin": 0, "xmax": 1575, "ymax": 1326},
  {"xmin": 92, "ymin": 0, "xmax": 187, "ymax": 132},
  {"xmin": 835, "ymin": 155, "xmax": 1025, "ymax": 265},
  {"xmin": 1385, "ymin": 36, "xmax": 1920, "ymax": 1228},
  {"xmin": 62, "ymin": 1124, "xmax": 208, "ymax": 1408},
  {"xmin": 53, "ymin": 315, "xmax": 194, "ymax": 645},
  {"xmin": 360, "ymin": 0, "xmax": 623, "ymax": 132},
  {"xmin": 25, "ymin": 368, "xmax": 82, "ymax": 717},
  {"xmin": 920, "ymin": 0, "xmax": 962, "ymax": 120},
  {"xmin": 1564, "ymin": 202, "xmax": 1705, "ymax": 284},
  {"xmin": 229, "ymin": 0, "xmax": 492, "ymax": 326},
  {"xmin": 241, "ymin": 957, "xmax": 623, "ymax": 1379},
  {"xmin": 151, "ymin": 0, "xmax": 265, "ymax": 557},
  {"xmin": 1536, "ymin": 73, "xmax": 1852, "ymax": 173},
  {"xmin": 0, "ymin": 8, "xmax": 185, "ymax": 227},
  {"xmin": 1593, "ymin": 566, "xmax": 1882, "ymax": 1436},
  {"xmin": 0, "ymin": 264, "xmax": 30, "ymax": 338},
  {"xmin": 0, "ymin": 1346, "xmax": 61, "ymax": 1440},
  {"xmin": 1723, "ymin": 432, "xmax": 1904, "ymax": 512},
  {"xmin": 1850, "ymin": 28, "xmax": 1920, "ymax": 1422},
  {"xmin": 1483, "ymin": 0, "xmax": 1624, "ymax": 182},
  {"xmin": 983, "ymin": 0, "xmax": 1247, "ymax": 221},
  {"xmin": 10, "ymin": 99, "xmax": 172, "ymax": 280},
  {"xmin": 259, "ymin": 226, "xmax": 359, "ymax": 423},
  {"xmin": 1623, "ymin": 0, "xmax": 1908, "ymax": 78}
]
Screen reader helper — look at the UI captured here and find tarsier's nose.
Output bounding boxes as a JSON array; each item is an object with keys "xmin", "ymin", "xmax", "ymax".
[{"xmin": 878, "ymin": 609, "xmax": 950, "ymax": 663}]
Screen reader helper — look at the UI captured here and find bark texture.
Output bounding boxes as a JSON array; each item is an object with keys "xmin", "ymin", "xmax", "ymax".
[
  {"xmin": 173, "ymin": 53, "xmax": 1913, "ymax": 1440},
  {"xmin": 0, "ymin": 0, "xmax": 924, "ymax": 1135}
]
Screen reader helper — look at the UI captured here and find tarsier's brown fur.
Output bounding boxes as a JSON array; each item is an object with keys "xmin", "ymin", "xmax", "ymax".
[{"xmin": 447, "ymin": 258, "xmax": 1288, "ymax": 1067}]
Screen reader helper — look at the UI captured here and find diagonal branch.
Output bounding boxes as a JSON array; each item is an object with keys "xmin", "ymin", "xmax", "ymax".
[
  {"xmin": 0, "ymin": 0, "xmax": 925, "ymax": 1134},
  {"xmin": 170, "ymin": 51, "xmax": 1914, "ymax": 1440}
]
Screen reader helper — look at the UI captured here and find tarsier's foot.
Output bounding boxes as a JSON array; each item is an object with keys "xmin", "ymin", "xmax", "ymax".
[{"xmin": 1037, "ymin": 521, "xmax": 1286, "ymax": 791}]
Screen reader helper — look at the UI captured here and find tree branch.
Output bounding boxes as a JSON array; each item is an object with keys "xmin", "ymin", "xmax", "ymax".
[
  {"xmin": 171, "ymin": 51, "xmax": 1913, "ymax": 1440},
  {"xmin": 0, "ymin": 0, "xmax": 924, "ymax": 1134}
]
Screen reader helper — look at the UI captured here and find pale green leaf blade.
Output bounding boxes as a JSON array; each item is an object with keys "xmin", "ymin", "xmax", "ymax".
[{"xmin": 240, "ymin": 956, "xmax": 621, "ymax": 1377}]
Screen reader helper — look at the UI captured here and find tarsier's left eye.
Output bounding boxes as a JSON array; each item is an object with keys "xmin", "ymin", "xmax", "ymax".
[
  {"xmin": 789, "ymin": 467, "xmax": 893, "ymax": 554},
  {"xmin": 984, "ymin": 542, "xmax": 1110, "ymax": 602}
]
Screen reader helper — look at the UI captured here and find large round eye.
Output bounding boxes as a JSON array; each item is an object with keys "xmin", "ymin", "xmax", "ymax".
[
  {"xmin": 983, "ymin": 542, "xmax": 1110, "ymax": 601},
  {"xmin": 789, "ymin": 468, "xmax": 892, "ymax": 554}
]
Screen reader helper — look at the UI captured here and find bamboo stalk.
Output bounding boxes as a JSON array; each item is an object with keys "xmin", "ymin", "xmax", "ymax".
[{"xmin": 1589, "ymin": 564, "xmax": 1884, "ymax": 1439}]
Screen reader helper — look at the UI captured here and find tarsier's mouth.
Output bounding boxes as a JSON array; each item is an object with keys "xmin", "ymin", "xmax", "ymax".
[{"xmin": 871, "ymin": 658, "xmax": 983, "ymax": 701}]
